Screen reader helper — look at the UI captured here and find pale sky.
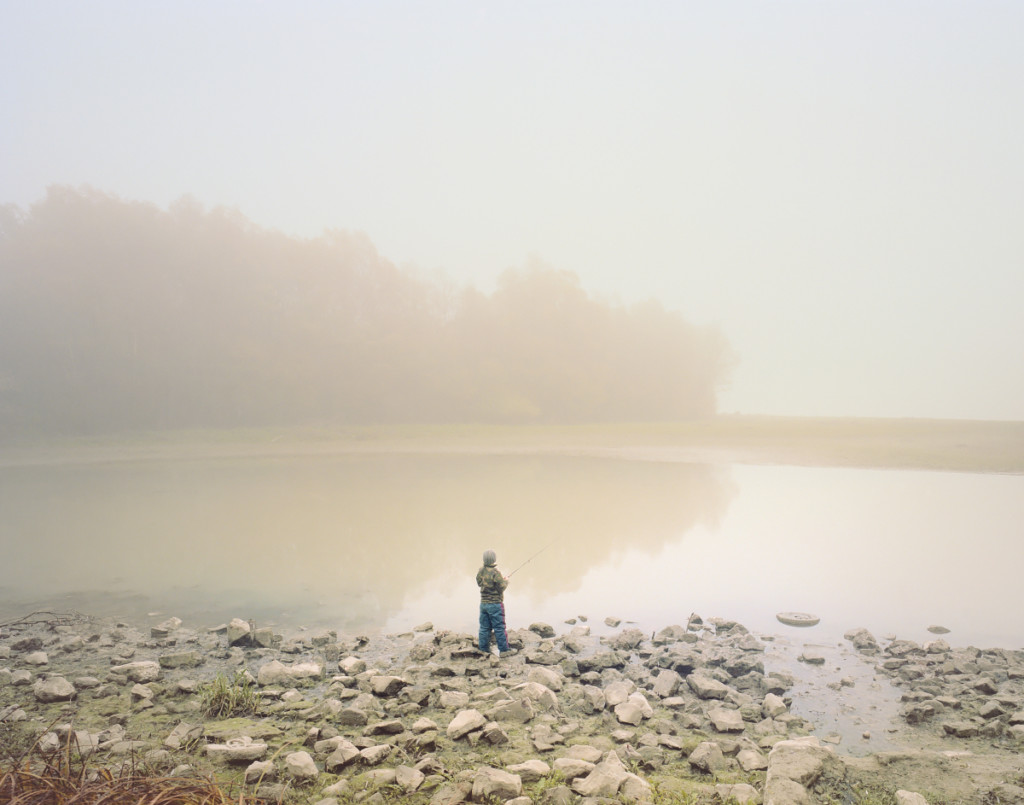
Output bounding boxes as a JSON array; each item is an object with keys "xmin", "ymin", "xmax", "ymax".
[{"xmin": 3, "ymin": 1, "xmax": 1022, "ymax": 420}]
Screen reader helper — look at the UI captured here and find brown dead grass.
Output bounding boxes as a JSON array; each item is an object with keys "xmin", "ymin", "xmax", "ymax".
[{"xmin": 0, "ymin": 742, "xmax": 261, "ymax": 805}]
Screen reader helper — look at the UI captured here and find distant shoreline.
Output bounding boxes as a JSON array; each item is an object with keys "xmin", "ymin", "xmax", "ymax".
[{"xmin": 2, "ymin": 416, "xmax": 1023, "ymax": 474}]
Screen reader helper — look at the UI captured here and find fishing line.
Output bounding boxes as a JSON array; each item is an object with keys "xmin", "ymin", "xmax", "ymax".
[{"xmin": 507, "ymin": 537, "xmax": 558, "ymax": 578}]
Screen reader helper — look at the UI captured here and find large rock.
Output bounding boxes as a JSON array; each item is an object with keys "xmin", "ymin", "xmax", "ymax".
[
  {"xmin": 657, "ymin": 645, "xmax": 702, "ymax": 675},
  {"xmin": 11, "ymin": 637, "xmax": 42, "ymax": 652},
  {"xmin": 226, "ymin": 618, "xmax": 251, "ymax": 646},
  {"xmin": 487, "ymin": 696, "xmax": 535, "ymax": 723},
  {"xmin": 688, "ymin": 741, "xmax": 728, "ymax": 774},
  {"xmin": 614, "ymin": 699, "xmax": 646, "ymax": 726},
  {"xmin": 370, "ymin": 675, "xmax": 408, "ymax": 697},
  {"xmin": 688, "ymin": 673, "xmax": 731, "ymax": 700},
  {"xmin": 765, "ymin": 738, "xmax": 841, "ymax": 804},
  {"xmin": 614, "ymin": 688, "xmax": 655, "ymax": 721},
  {"xmin": 244, "ymin": 760, "xmax": 276, "ymax": 785},
  {"xmin": 565, "ymin": 745, "xmax": 604, "ymax": 763},
  {"xmin": 506, "ymin": 759, "xmax": 550, "ymax": 783},
  {"xmin": 285, "ymin": 750, "xmax": 319, "ymax": 781},
  {"xmin": 843, "ymin": 627, "xmax": 880, "ymax": 653},
  {"xmin": 430, "ymin": 781, "xmax": 473, "ymax": 805},
  {"xmin": 528, "ymin": 666, "xmax": 563, "ymax": 691},
  {"xmin": 151, "ymin": 617, "xmax": 182, "ymax": 638},
  {"xmin": 708, "ymin": 706, "xmax": 746, "ymax": 733},
  {"xmin": 111, "ymin": 661, "xmax": 161, "ymax": 683},
  {"xmin": 604, "ymin": 679, "xmax": 635, "ymax": 706},
  {"xmin": 396, "ymin": 765, "xmax": 425, "ymax": 792},
  {"xmin": 620, "ymin": 772, "xmax": 652, "ymax": 802},
  {"xmin": 762, "ymin": 692, "xmax": 788, "ymax": 718},
  {"xmin": 325, "ymin": 740, "xmax": 361, "ymax": 772},
  {"xmin": 510, "ymin": 681, "xmax": 558, "ymax": 710},
  {"xmin": 578, "ymin": 685, "xmax": 606, "ymax": 713},
  {"xmin": 472, "ymin": 767, "xmax": 522, "ymax": 800},
  {"xmin": 737, "ymin": 748, "xmax": 769, "ymax": 772},
  {"xmin": 571, "ymin": 750, "xmax": 629, "ymax": 798},
  {"xmin": 652, "ymin": 669, "xmax": 682, "ymax": 698},
  {"xmin": 552, "ymin": 758, "xmax": 595, "ymax": 780},
  {"xmin": 257, "ymin": 660, "xmax": 323, "ymax": 685},
  {"xmin": 159, "ymin": 651, "xmax": 203, "ymax": 669},
  {"xmin": 610, "ymin": 627, "xmax": 645, "ymax": 650},
  {"xmin": 164, "ymin": 722, "xmax": 203, "ymax": 750},
  {"xmin": 33, "ymin": 676, "xmax": 76, "ymax": 702},
  {"xmin": 360, "ymin": 744, "xmax": 393, "ymax": 765},
  {"xmin": 716, "ymin": 783, "xmax": 761, "ymax": 804},
  {"xmin": 365, "ymin": 719, "xmax": 405, "ymax": 736},
  {"xmin": 481, "ymin": 721, "xmax": 509, "ymax": 745},
  {"xmin": 765, "ymin": 777, "xmax": 812, "ymax": 804},
  {"xmin": 446, "ymin": 709, "xmax": 487, "ymax": 739},
  {"xmin": 339, "ymin": 656, "xmax": 366, "ymax": 675},
  {"xmin": 440, "ymin": 690, "xmax": 470, "ymax": 708},
  {"xmin": 576, "ymin": 650, "xmax": 625, "ymax": 673}
]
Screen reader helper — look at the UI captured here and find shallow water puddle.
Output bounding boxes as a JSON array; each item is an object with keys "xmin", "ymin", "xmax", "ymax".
[{"xmin": 763, "ymin": 634, "xmax": 904, "ymax": 756}]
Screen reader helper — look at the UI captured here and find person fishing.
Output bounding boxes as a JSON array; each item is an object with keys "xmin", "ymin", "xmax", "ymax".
[{"xmin": 476, "ymin": 549, "xmax": 516, "ymax": 656}]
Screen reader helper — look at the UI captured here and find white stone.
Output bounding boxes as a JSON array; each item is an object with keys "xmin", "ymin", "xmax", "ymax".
[
  {"xmin": 762, "ymin": 692, "xmax": 788, "ymax": 718},
  {"xmin": 688, "ymin": 741, "xmax": 727, "ymax": 774},
  {"xmin": 226, "ymin": 618, "xmax": 251, "ymax": 645},
  {"xmin": 688, "ymin": 673, "xmax": 731, "ymax": 700},
  {"xmin": 527, "ymin": 666, "xmax": 563, "ymax": 691},
  {"xmin": 33, "ymin": 676, "xmax": 76, "ymax": 702},
  {"xmin": 324, "ymin": 740, "xmax": 361, "ymax": 772},
  {"xmin": 395, "ymin": 765, "xmax": 425, "ymax": 792},
  {"xmin": 510, "ymin": 681, "xmax": 559, "ymax": 710},
  {"xmin": 446, "ymin": 709, "xmax": 487, "ymax": 739},
  {"xmin": 716, "ymin": 783, "xmax": 761, "ymax": 804},
  {"xmin": 505, "ymin": 759, "xmax": 550, "ymax": 783},
  {"xmin": 285, "ymin": 751, "xmax": 319, "ymax": 781},
  {"xmin": 111, "ymin": 661, "xmax": 161, "ymax": 683},
  {"xmin": 708, "ymin": 706, "xmax": 745, "ymax": 733},
  {"xmin": 552, "ymin": 757, "xmax": 595, "ymax": 779},
  {"xmin": 572, "ymin": 750, "xmax": 629, "ymax": 798},
  {"xmin": 472, "ymin": 767, "xmax": 522, "ymax": 801},
  {"xmin": 603, "ymin": 679, "xmax": 635, "ymax": 706}
]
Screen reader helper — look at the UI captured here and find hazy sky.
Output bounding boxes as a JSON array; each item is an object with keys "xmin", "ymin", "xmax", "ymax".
[{"xmin": 3, "ymin": 1, "xmax": 1022, "ymax": 420}]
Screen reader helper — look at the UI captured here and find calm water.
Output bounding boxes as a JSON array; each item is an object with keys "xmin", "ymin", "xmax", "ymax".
[{"xmin": 1, "ymin": 450, "xmax": 1021, "ymax": 649}]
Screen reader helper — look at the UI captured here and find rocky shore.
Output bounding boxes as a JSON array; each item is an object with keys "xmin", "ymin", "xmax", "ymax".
[{"xmin": 2, "ymin": 611, "xmax": 1023, "ymax": 805}]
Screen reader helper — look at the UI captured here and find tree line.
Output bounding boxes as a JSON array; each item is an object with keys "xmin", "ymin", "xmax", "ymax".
[{"xmin": 0, "ymin": 186, "xmax": 735, "ymax": 436}]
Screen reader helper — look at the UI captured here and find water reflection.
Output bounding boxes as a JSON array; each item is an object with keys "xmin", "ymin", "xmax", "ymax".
[
  {"xmin": 2, "ymin": 453, "xmax": 1021, "ymax": 649},
  {"xmin": 0, "ymin": 453, "xmax": 735, "ymax": 631}
]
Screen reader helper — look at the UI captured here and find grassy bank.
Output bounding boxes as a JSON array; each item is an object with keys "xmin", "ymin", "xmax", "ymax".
[{"xmin": 2, "ymin": 417, "xmax": 1023, "ymax": 474}]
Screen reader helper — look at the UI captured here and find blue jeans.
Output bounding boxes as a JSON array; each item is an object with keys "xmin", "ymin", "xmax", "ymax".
[{"xmin": 478, "ymin": 602, "xmax": 509, "ymax": 652}]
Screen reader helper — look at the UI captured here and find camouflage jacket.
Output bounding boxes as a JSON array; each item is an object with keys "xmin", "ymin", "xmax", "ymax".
[{"xmin": 476, "ymin": 564, "xmax": 508, "ymax": 604}]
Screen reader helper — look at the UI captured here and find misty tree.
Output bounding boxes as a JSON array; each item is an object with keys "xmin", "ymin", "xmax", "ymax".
[{"xmin": 0, "ymin": 186, "xmax": 736, "ymax": 437}]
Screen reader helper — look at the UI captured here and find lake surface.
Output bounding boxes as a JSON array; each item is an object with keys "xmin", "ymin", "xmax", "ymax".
[{"xmin": 1, "ymin": 450, "xmax": 1021, "ymax": 649}]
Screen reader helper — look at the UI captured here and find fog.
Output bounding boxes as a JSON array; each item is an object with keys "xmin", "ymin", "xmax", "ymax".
[
  {"xmin": 0, "ymin": 188, "xmax": 734, "ymax": 436},
  {"xmin": 3, "ymin": 3, "xmax": 1023, "ymax": 421}
]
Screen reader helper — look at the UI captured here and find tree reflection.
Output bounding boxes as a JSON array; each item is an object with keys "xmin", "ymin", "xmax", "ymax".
[{"xmin": 0, "ymin": 452, "xmax": 735, "ymax": 630}]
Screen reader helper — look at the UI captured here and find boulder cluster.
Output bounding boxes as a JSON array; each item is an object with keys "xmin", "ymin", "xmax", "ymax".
[
  {"xmin": 2, "ymin": 613, "xmax": 1023, "ymax": 805},
  {"xmin": 844, "ymin": 627, "xmax": 1024, "ymax": 742}
]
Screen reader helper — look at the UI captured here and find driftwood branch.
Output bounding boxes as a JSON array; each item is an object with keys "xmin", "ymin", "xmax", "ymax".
[{"xmin": 0, "ymin": 610, "xmax": 94, "ymax": 630}]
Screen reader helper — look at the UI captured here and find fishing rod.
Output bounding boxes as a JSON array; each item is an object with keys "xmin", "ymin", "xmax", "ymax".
[{"xmin": 507, "ymin": 538, "xmax": 558, "ymax": 578}]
